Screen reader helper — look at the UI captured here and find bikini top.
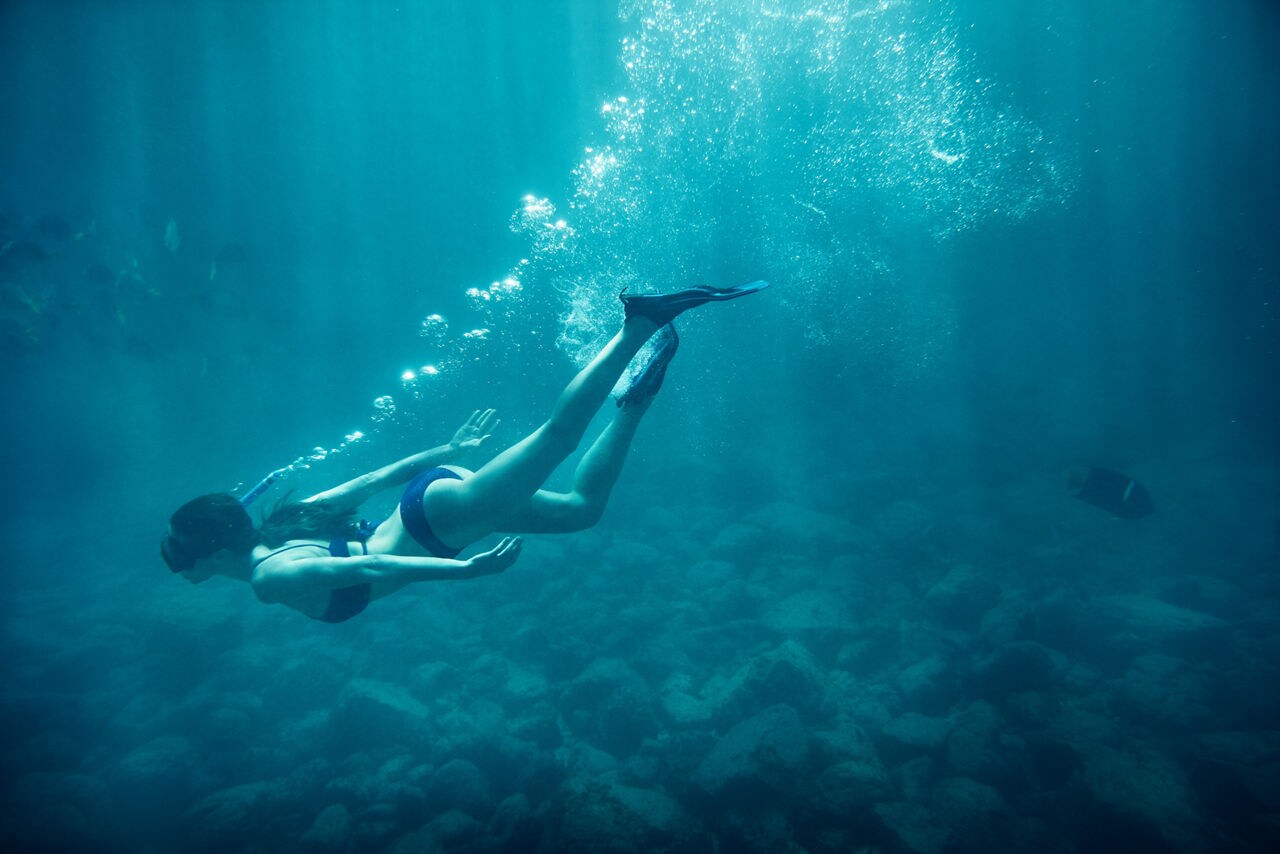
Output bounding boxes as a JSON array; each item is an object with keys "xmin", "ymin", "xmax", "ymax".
[{"xmin": 251, "ymin": 521, "xmax": 379, "ymax": 623}]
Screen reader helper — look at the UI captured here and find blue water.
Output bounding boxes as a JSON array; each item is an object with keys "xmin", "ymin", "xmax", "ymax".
[{"xmin": 2, "ymin": 1, "xmax": 1277, "ymax": 851}]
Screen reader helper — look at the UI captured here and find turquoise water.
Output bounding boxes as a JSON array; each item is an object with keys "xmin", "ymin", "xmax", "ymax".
[{"xmin": 2, "ymin": 1, "xmax": 1277, "ymax": 851}]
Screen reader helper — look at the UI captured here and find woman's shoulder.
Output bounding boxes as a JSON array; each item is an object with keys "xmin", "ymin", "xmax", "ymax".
[{"xmin": 251, "ymin": 541, "xmax": 331, "ymax": 567}]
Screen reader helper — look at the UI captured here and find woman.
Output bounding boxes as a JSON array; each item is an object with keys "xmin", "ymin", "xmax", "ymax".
[{"xmin": 161, "ymin": 282, "xmax": 767, "ymax": 622}]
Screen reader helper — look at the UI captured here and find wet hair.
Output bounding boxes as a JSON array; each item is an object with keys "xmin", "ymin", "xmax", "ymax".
[
  {"xmin": 162, "ymin": 493, "xmax": 259, "ymax": 572},
  {"xmin": 257, "ymin": 492, "xmax": 358, "ymax": 548}
]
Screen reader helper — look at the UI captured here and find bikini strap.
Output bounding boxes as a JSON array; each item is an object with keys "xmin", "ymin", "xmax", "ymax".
[{"xmin": 250, "ymin": 542, "xmax": 331, "ymax": 569}]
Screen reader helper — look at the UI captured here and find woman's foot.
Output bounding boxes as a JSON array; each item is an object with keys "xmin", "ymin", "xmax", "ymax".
[{"xmin": 619, "ymin": 280, "xmax": 769, "ymax": 327}]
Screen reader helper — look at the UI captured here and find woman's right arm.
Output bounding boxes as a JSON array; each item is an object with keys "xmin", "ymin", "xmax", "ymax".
[
  {"xmin": 251, "ymin": 536, "xmax": 522, "ymax": 602},
  {"xmin": 302, "ymin": 409, "xmax": 498, "ymax": 512}
]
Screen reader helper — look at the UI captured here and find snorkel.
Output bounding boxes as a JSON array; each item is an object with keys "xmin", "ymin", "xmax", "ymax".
[{"xmin": 239, "ymin": 468, "xmax": 287, "ymax": 507}]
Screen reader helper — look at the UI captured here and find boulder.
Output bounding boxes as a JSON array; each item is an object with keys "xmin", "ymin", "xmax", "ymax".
[
  {"xmin": 930, "ymin": 776, "xmax": 1011, "ymax": 839},
  {"xmin": 332, "ymin": 679, "xmax": 431, "ymax": 750},
  {"xmin": 879, "ymin": 713, "xmax": 953, "ymax": 761},
  {"xmin": 185, "ymin": 780, "xmax": 291, "ymax": 840},
  {"xmin": 812, "ymin": 759, "xmax": 894, "ymax": 817},
  {"xmin": 944, "ymin": 702, "xmax": 1022, "ymax": 786},
  {"xmin": 508, "ymin": 701, "xmax": 562, "ymax": 750},
  {"xmin": 1112, "ymin": 654, "xmax": 1213, "ymax": 732},
  {"xmin": 895, "ymin": 655, "xmax": 957, "ymax": 715},
  {"xmin": 425, "ymin": 759, "xmax": 492, "ymax": 819},
  {"xmin": 709, "ymin": 522, "xmax": 768, "ymax": 562},
  {"xmin": 561, "ymin": 659, "xmax": 658, "ymax": 755},
  {"xmin": 489, "ymin": 793, "xmax": 542, "ymax": 852},
  {"xmin": 709, "ymin": 640, "xmax": 828, "ymax": 723},
  {"xmin": 552, "ymin": 780, "xmax": 700, "ymax": 853},
  {"xmin": 970, "ymin": 641, "xmax": 1062, "ymax": 698},
  {"xmin": 978, "ymin": 594, "xmax": 1037, "ymax": 648},
  {"xmin": 743, "ymin": 501, "xmax": 867, "ymax": 556},
  {"xmin": 874, "ymin": 802, "xmax": 949, "ymax": 854},
  {"xmin": 1077, "ymin": 743, "xmax": 1209, "ymax": 851},
  {"xmin": 925, "ymin": 565, "xmax": 1001, "ymax": 628},
  {"xmin": 299, "ymin": 803, "xmax": 351, "ymax": 852},
  {"xmin": 692, "ymin": 704, "xmax": 811, "ymax": 802},
  {"xmin": 762, "ymin": 590, "xmax": 856, "ymax": 653},
  {"xmin": 658, "ymin": 674, "xmax": 712, "ymax": 728},
  {"xmin": 873, "ymin": 500, "xmax": 937, "ymax": 546},
  {"xmin": 1091, "ymin": 595, "xmax": 1232, "ymax": 662}
]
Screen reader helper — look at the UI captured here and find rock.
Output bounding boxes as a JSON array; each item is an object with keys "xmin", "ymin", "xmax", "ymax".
[
  {"xmin": 925, "ymin": 565, "xmax": 1001, "ymax": 628},
  {"xmin": 659, "ymin": 686, "xmax": 713, "ymax": 728},
  {"xmin": 721, "ymin": 806, "xmax": 807, "ymax": 853},
  {"xmin": 1077, "ymin": 743, "xmax": 1209, "ymax": 850},
  {"xmin": 425, "ymin": 759, "xmax": 492, "ymax": 819},
  {"xmin": 382, "ymin": 825, "xmax": 444, "ymax": 854},
  {"xmin": 874, "ymin": 500, "xmax": 937, "ymax": 545},
  {"xmin": 489, "ymin": 793, "xmax": 541, "ymax": 852},
  {"xmin": 895, "ymin": 655, "xmax": 957, "ymax": 715},
  {"xmin": 743, "ymin": 501, "xmax": 866, "ymax": 556},
  {"xmin": 332, "ymin": 679, "xmax": 430, "ymax": 750},
  {"xmin": 944, "ymin": 702, "xmax": 1023, "ymax": 786},
  {"xmin": 880, "ymin": 713, "xmax": 953, "ymax": 761},
  {"xmin": 709, "ymin": 640, "xmax": 828, "ymax": 723},
  {"xmin": 895, "ymin": 756, "xmax": 937, "ymax": 804},
  {"xmin": 113, "ymin": 735, "xmax": 203, "ymax": 805},
  {"xmin": 463, "ymin": 734, "xmax": 560, "ymax": 803},
  {"xmin": 978, "ymin": 594, "xmax": 1037, "ymax": 648},
  {"xmin": 1112, "ymin": 654, "xmax": 1213, "ymax": 732},
  {"xmin": 1092, "ymin": 595, "xmax": 1233, "ymax": 662},
  {"xmin": 813, "ymin": 759, "xmax": 894, "ymax": 817},
  {"xmin": 692, "ymin": 704, "xmax": 811, "ymax": 801},
  {"xmin": 762, "ymin": 590, "xmax": 856, "ymax": 653},
  {"xmin": 812, "ymin": 725, "xmax": 880, "ymax": 766},
  {"xmin": 970, "ymin": 641, "xmax": 1061, "ymax": 698},
  {"xmin": 508, "ymin": 701, "xmax": 563, "ymax": 750},
  {"xmin": 185, "ymin": 780, "xmax": 290, "ymax": 839},
  {"xmin": 300, "ymin": 803, "xmax": 351, "ymax": 852},
  {"xmin": 602, "ymin": 539, "xmax": 666, "ymax": 574},
  {"xmin": 930, "ymin": 776, "xmax": 1011, "ymax": 840},
  {"xmin": 709, "ymin": 522, "xmax": 767, "ymax": 561},
  {"xmin": 424, "ymin": 809, "xmax": 488, "ymax": 847},
  {"xmin": 552, "ymin": 780, "xmax": 700, "ymax": 853},
  {"xmin": 561, "ymin": 659, "xmax": 658, "ymax": 755},
  {"xmin": 874, "ymin": 802, "xmax": 949, "ymax": 854}
]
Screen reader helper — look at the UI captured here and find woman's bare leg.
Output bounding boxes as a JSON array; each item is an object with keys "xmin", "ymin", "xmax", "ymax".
[
  {"xmin": 493, "ymin": 400, "xmax": 650, "ymax": 534},
  {"xmin": 425, "ymin": 317, "xmax": 659, "ymax": 546}
]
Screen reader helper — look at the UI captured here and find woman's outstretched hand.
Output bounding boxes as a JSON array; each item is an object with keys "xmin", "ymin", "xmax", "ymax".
[
  {"xmin": 449, "ymin": 408, "xmax": 499, "ymax": 452},
  {"xmin": 466, "ymin": 536, "xmax": 522, "ymax": 577}
]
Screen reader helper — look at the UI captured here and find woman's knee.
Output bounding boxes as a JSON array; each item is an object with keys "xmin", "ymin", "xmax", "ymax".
[
  {"xmin": 564, "ymin": 494, "xmax": 605, "ymax": 531},
  {"xmin": 538, "ymin": 419, "xmax": 583, "ymax": 457}
]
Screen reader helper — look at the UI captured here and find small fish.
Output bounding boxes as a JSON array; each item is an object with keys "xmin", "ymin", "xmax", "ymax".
[
  {"xmin": 165, "ymin": 218, "xmax": 181, "ymax": 254},
  {"xmin": 1068, "ymin": 466, "xmax": 1154, "ymax": 519}
]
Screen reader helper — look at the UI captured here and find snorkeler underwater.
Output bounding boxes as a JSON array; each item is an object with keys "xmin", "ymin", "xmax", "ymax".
[{"xmin": 2, "ymin": 1, "xmax": 1279, "ymax": 852}]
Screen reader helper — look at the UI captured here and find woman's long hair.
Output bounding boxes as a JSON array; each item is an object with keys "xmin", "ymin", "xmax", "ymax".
[{"xmin": 257, "ymin": 492, "xmax": 359, "ymax": 548}]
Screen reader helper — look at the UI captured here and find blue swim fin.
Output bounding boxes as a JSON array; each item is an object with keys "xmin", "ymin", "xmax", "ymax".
[{"xmin": 620, "ymin": 280, "xmax": 769, "ymax": 326}]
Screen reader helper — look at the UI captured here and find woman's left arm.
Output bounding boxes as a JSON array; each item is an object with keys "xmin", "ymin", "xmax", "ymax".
[{"xmin": 304, "ymin": 409, "xmax": 498, "ymax": 511}]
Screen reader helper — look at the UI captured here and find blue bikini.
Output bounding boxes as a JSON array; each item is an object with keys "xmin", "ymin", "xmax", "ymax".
[
  {"xmin": 398, "ymin": 467, "xmax": 463, "ymax": 558},
  {"xmin": 252, "ymin": 468, "xmax": 462, "ymax": 624},
  {"xmin": 251, "ymin": 533, "xmax": 373, "ymax": 624}
]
